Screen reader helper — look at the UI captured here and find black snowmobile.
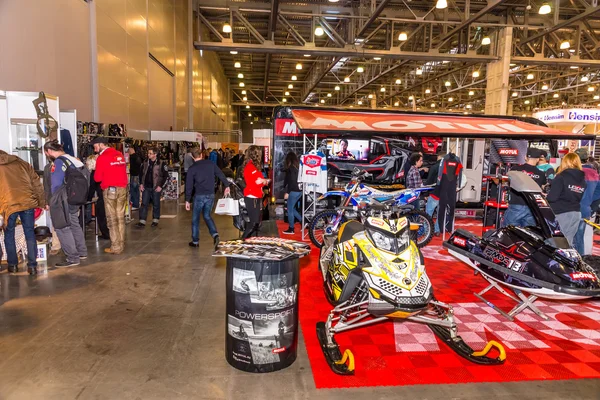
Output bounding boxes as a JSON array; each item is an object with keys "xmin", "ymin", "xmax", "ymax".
[{"xmin": 444, "ymin": 171, "xmax": 600, "ymax": 320}]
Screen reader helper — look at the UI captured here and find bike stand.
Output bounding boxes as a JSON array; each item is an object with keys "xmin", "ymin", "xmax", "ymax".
[{"xmin": 473, "ymin": 273, "xmax": 549, "ymax": 321}]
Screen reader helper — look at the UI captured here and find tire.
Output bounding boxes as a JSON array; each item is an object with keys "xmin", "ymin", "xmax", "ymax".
[
  {"xmin": 309, "ymin": 209, "xmax": 347, "ymax": 248},
  {"xmin": 406, "ymin": 210, "xmax": 434, "ymax": 248}
]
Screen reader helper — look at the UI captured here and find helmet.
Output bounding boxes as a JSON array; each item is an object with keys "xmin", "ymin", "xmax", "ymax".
[{"xmin": 34, "ymin": 226, "xmax": 52, "ymax": 243}]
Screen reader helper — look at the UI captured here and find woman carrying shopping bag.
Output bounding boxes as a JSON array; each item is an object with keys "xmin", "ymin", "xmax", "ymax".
[
  {"xmin": 282, "ymin": 152, "xmax": 302, "ymax": 235},
  {"xmin": 241, "ymin": 146, "xmax": 269, "ymax": 239}
]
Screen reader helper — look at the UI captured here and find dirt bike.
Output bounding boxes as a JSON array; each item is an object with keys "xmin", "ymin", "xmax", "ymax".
[{"xmin": 308, "ymin": 170, "xmax": 434, "ymax": 249}]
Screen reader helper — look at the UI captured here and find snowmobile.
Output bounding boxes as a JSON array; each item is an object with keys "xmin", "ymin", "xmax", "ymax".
[
  {"xmin": 444, "ymin": 171, "xmax": 600, "ymax": 320},
  {"xmin": 317, "ymin": 204, "xmax": 506, "ymax": 375}
]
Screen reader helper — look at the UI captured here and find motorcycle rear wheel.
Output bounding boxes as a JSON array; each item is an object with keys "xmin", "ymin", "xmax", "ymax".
[
  {"xmin": 309, "ymin": 209, "xmax": 348, "ymax": 248},
  {"xmin": 406, "ymin": 210, "xmax": 434, "ymax": 248}
]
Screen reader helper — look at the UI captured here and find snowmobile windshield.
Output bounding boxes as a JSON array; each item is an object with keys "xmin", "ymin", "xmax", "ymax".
[{"xmin": 365, "ymin": 220, "xmax": 410, "ymax": 254}]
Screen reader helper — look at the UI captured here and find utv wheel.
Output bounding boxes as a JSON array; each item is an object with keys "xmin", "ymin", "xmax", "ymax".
[
  {"xmin": 406, "ymin": 210, "xmax": 434, "ymax": 248},
  {"xmin": 309, "ymin": 209, "xmax": 347, "ymax": 248}
]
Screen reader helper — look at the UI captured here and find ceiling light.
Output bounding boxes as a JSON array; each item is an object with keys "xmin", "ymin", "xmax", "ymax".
[
  {"xmin": 398, "ymin": 32, "xmax": 408, "ymax": 41},
  {"xmin": 553, "ymin": 93, "xmax": 559, "ymax": 98},
  {"xmin": 243, "ymin": 96, "xmax": 248, "ymax": 101},
  {"xmin": 463, "ymin": 112, "xmax": 469, "ymax": 115},
  {"xmin": 541, "ymin": 84, "xmax": 548, "ymax": 90},
  {"xmin": 524, "ymin": 100, "xmax": 530, "ymax": 104},
  {"xmin": 408, "ymin": 95, "xmax": 414, "ymax": 100},
  {"xmin": 448, "ymin": 97, "xmax": 453, "ymax": 102},
  {"xmin": 349, "ymin": 105, "xmax": 354, "ymax": 108},
  {"xmin": 234, "ymin": 62, "xmax": 241, "ymax": 68},
  {"xmin": 430, "ymin": 103, "xmax": 436, "ymax": 108},
  {"xmin": 594, "ymin": 95, "xmax": 600, "ymax": 100},
  {"xmin": 237, "ymin": 73, "xmax": 244, "ymax": 79},
  {"xmin": 373, "ymin": 57, "xmax": 381, "ymax": 61},
  {"xmin": 436, "ymin": 0, "xmax": 448, "ymax": 9},
  {"xmin": 282, "ymin": 98, "xmax": 287, "ymax": 103},
  {"xmin": 344, "ymin": 77, "xmax": 350, "ymax": 82},
  {"xmin": 560, "ymin": 40, "xmax": 570, "ymax": 50},
  {"xmin": 526, "ymin": 73, "xmax": 534, "ymax": 80},
  {"xmin": 466, "ymin": 104, "xmax": 472, "ymax": 109},
  {"xmin": 291, "ymin": 75, "xmax": 297, "ymax": 81},
  {"xmin": 328, "ymin": 0, "xmax": 339, "ymax": 3},
  {"xmin": 239, "ymin": 82, "xmax": 245, "ymax": 87},
  {"xmin": 223, "ymin": 24, "xmax": 232, "ymax": 33},
  {"xmin": 296, "ymin": 63, "xmax": 302, "ymax": 70},
  {"xmin": 246, "ymin": 105, "xmax": 250, "ymax": 109},
  {"xmin": 304, "ymin": 54, "xmax": 311, "ymax": 57},
  {"xmin": 521, "ymin": 114, "xmax": 527, "ymax": 117},
  {"xmin": 481, "ymin": 36, "xmax": 491, "ymax": 46},
  {"xmin": 241, "ymin": 90, "xmax": 247, "ymax": 95},
  {"xmin": 250, "ymin": 121, "xmax": 253, "ymax": 125},
  {"xmin": 320, "ymin": 99, "xmax": 325, "ymax": 103},
  {"xmin": 416, "ymin": 68, "xmax": 423, "ymax": 75},
  {"xmin": 512, "ymin": 92, "xmax": 518, "ymax": 97},
  {"xmin": 327, "ymin": 93, "xmax": 332, "ymax": 97},
  {"xmin": 472, "ymin": 71, "xmax": 480, "ymax": 78},
  {"xmin": 368, "ymin": 94, "xmax": 374, "ymax": 99},
  {"xmin": 358, "ymin": 100, "xmax": 363, "ymax": 105},
  {"xmin": 425, "ymin": 88, "xmax": 431, "ymax": 94},
  {"xmin": 394, "ymin": 101, "xmax": 400, "ymax": 106},
  {"xmin": 230, "ymin": 51, "xmax": 238, "ymax": 55},
  {"xmin": 444, "ymin": 81, "xmax": 451, "ymax": 87},
  {"xmin": 588, "ymin": 86, "xmax": 595, "ymax": 92},
  {"xmin": 357, "ymin": 66, "xmax": 364, "ymax": 73},
  {"xmin": 570, "ymin": 66, "xmax": 579, "ymax": 69},
  {"xmin": 248, "ymin": 112, "xmax": 251, "ymax": 116},
  {"xmin": 395, "ymin": 79, "xmax": 401, "ymax": 84},
  {"xmin": 538, "ymin": 2, "xmax": 552, "ymax": 15},
  {"xmin": 284, "ymin": 91, "xmax": 290, "ymax": 96},
  {"xmin": 335, "ymin": 85, "xmax": 340, "ymax": 91},
  {"xmin": 469, "ymin": 91, "xmax": 475, "ymax": 96},
  {"xmin": 581, "ymin": 76, "xmax": 589, "ymax": 82},
  {"xmin": 380, "ymin": 87, "xmax": 386, "ymax": 92},
  {"xmin": 315, "ymin": 27, "xmax": 325, "ymax": 36},
  {"xmin": 288, "ymin": 84, "xmax": 293, "ymax": 89}
]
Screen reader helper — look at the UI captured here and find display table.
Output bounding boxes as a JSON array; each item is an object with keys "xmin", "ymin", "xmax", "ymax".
[{"xmin": 214, "ymin": 237, "xmax": 310, "ymax": 373}]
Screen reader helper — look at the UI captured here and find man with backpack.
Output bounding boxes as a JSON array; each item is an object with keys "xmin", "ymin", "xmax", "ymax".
[{"xmin": 43, "ymin": 141, "xmax": 88, "ymax": 267}]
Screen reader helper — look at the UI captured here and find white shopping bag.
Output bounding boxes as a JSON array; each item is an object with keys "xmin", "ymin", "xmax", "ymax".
[{"xmin": 215, "ymin": 195, "xmax": 239, "ymax": 216}]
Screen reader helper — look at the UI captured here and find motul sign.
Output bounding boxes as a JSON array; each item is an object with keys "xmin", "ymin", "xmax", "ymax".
[
  {"xmin": 275, "ymin": 119, "xmax": 299, "ymax": 136},
  {"xmin": 291, "ymin": 110, "xmax": 577, "ymax": 138},
  {"xmin": 498, "ymin": 148, "xmax": 519, "ymax": 156}
]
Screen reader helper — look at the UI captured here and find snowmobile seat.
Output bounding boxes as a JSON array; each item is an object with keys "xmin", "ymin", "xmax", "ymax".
[{"xmin": 336, "ymin": 220, "xmax": 364, "ymax": 244}]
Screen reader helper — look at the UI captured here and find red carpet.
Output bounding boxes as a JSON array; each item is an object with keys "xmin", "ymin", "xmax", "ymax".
[{"xmin": 277, "ymin": 220, "xmax": 600, "ymax": 388}]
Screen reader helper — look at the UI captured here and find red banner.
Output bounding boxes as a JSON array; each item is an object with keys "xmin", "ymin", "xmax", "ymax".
[
  {"xmin": 274, "ymin": 118, "xmax": 300, "ymax": 136},
  {"xmin": 291, "ymin": 110, "xmax": 582, "ymax": 138}
]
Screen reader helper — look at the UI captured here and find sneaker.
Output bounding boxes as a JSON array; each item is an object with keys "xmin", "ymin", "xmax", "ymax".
[
  {"xmin": 55, "ymin": 261, "xmax": 80, "ymax": 268},
  {"xmin": 213, "ymin": 235, "xmax": 220, "ymax": 250},
  {"xmin": 283, "ymin": 229, "xmax": 294, "ymax": 235},
  {"xmin": 131, "ymin": 207, "xmax": 139, "ymax": 211},
  {"xmin": 189, "ymin": 242, "xmax": 199, "ymax": 248},
  {"xmin": 80, "ymin": 255, "xmax": 88, "ymax": 260},
  {"xmin": 151, "ymin": 222, "xmax": 158, "ymax": 227},
  {"xmin": 7, "ymin": 265, "xmax": 18, "ymax": 273},
  {"xmin": 136, "ymin": 222, "xmax": 145, "ymax": 228},
  {"xmin": 28, "ymin": 266, "xmax": 38, "ymax": 276}
]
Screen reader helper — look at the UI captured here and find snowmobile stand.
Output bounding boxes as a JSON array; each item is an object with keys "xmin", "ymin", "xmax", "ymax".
[{"xmin": 474, "ymin": 273, "xmax": 549, "ymax": 321}]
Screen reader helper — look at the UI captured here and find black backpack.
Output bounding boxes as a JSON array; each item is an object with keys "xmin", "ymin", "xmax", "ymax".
[{"xmin": 58, "ymin": 156, "xmax": 90, "ymax": 205}]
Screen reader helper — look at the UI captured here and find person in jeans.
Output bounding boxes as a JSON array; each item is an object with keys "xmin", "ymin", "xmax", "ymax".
[
  {"xmin": 43, "ymin": 141, "xmax": 88, "ymax": 268},
  {"xmin": 43, "ymin": 159, "xmax": 62, "ymax": 255},
  {"xmin": 0, "ymin": 150, "xmax": 46, "ymax": 274},
  {"xmin": 425, "ymin": 151, "xmax": 444, "ymax": 236},
  {"xmin": 185, "ymin": 148, "xmax": 230, "ymax": 249},
  {"xmin": 501, "ymin": 148, "xmax": 547, "ymax": 228},
  {"xmin": 573, "ymin": 149, "xmax": 600, "ymax": 254},
  {"xmin": 547, "ymin": 153, "xmax": 586, "ymax": 246},
  {"xmin": 137, "ymin": 147, "xmax": 169, "ymax": 228},
  {"xmin": 128, "ymin": 147, "xmax": 142, "ymax": 210},
  {"xmin": 242, "ymin": 146, "xmax": 269, "ymax": 239},
  {"xmin": 283, "ymin": 152, "xmax": 302, "ymax": 235},
  {"xmin": 93, "ymin": 137, "xmax": 128, "ymax": 254}
]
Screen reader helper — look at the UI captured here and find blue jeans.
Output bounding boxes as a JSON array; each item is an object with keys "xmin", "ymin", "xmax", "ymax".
[
  {"xmin": 3, "ymin": 209, "xmax": 37, "ymax": 267},
  {"xmin": 573, "ymin": 219, "xmax": 587, "ymax": 254},
  {"xmin": 287, "ymin": 191, "xmax": 302, "ymax": 231},
  {"xmin": 501, "ymin": 204, "xmax": 535, "ymax": 228},
  {"xmin": 192, "ymin": 194, "xmax": 218, "ymax": 243},
  {"xmin": 140, "ymin": 188, "xmax": 161, "ymax": 223},
  {"xmin": 130, "ymin": 176, "xmax": 140, "ymax": 208},
  {"xmin": 425, "ymin": 196, "xmax": 440, "ymax": 234}
]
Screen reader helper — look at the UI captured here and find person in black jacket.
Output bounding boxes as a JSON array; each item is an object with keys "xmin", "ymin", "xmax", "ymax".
[
  {"xmin": 283, "ymin": 152, "xmax": 302, "ymax": 235},
  {"xmin": 547, "ymin": 152, "xmax": 586, "ymax": 246},
  {"xmin": 128, "ymin": 147, "xmax": 143, "ymax": 209},
  {"xmin": 137, "ymin": 147, "xmax": 169, "ymax": 228},
  {"xmin": 424, "ymin": 151, "xmax": 444, "ymax": 236},
  {"xmin": 186, "ymin": 148, "xmax": 230, "ymax": 248}
]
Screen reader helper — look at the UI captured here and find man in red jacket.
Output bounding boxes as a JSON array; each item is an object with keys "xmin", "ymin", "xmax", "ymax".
[{"xmin": 92, "ymin": 137, "xmax": 128, "ymax": 254}]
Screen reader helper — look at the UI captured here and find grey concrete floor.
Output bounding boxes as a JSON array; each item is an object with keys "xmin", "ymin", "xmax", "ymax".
[{"xmin": 0, "ymin": 201, "xmax": 598, "ymax": 399}]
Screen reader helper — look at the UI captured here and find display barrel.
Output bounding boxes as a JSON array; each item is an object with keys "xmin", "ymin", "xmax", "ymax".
[{"xmin": 225, "ymin": 257, "xmax": 299, "ymax": 373}]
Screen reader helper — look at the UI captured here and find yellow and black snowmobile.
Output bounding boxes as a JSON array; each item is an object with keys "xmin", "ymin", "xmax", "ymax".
[{"xmin": 317, "ymin": 206, "xmax": 506, "ymax": 375}]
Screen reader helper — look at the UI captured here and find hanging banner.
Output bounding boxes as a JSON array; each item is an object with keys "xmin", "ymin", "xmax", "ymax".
[
  {"xmin": 533, "ymin": 109, "xmax": 600, "ymax": 125},
  {"xmin": 221, "ymin": 142, "xmax": 239, "ymax": 153}
]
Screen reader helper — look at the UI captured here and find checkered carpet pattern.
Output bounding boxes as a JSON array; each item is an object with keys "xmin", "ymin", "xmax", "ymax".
[{"xmin": 277, "ymin": 220, "xmax": 600, "ymax": 388}]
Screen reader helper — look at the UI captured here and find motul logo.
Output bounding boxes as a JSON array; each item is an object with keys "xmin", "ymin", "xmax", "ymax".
[
  {"xmin": 272, "ymin": 347, "xmax": 286, "ymax": 354},
  {"xmin": 499, "ymin": 149, "xmax": 519, "ymax": 155},
  {"xmin": 275, "ymin": 119, "xmax": 299, "ymax": 136},
  {"xmin": 570, "ymin": 272, "xmax": 597, "ymax": 280},
  {"xmin": 453, "ymin": 237, "xmax": 466, "ymax": 247}
]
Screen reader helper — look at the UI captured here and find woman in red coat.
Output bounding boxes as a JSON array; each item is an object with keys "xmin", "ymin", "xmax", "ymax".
[{"xmin": 242, "ymin": 145, "xmax": 269, "ymax": 239}]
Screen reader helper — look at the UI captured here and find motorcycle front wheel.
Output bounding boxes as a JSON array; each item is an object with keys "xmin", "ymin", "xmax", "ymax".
[
  {"xmin": 309, "ymin": 209, "xmax": 348, "ymax": 248},
  {"xmin": 406, "ymin": 210, "xmax": 434, "ymax": 248}
]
